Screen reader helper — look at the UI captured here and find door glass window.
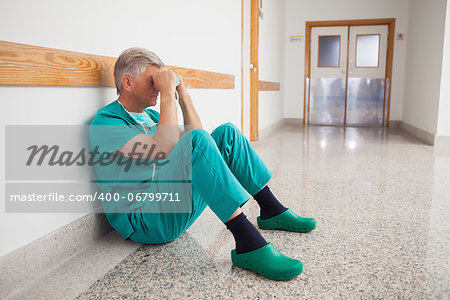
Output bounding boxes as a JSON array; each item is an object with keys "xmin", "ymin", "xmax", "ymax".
[
  {"xmin": 356, "ymin": 34, "xmax": 380, "ymax": 67},
  {"xmin": 318, "ymin": 36, "xmax": 340, "ymax": 67}
]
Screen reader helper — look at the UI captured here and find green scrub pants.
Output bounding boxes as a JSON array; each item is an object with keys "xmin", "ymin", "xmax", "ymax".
[{"xmin": 128, "ymin": 123, "xmax": 273, "ymax": 244}]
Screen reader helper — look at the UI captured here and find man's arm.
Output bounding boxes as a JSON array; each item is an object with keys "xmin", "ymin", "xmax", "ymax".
[{"xmin": 177, "ymin": 77, "xmax": 203, "ymax": 130}]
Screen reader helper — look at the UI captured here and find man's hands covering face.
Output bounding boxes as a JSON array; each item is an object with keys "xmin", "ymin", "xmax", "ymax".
[{"xmin": 153, "ymin": 69, "xmax": 176, "ymax": 97}]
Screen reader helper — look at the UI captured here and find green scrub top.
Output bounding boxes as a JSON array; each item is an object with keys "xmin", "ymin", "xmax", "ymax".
[{"xmin": 88, "ymin": 100, "xmax": 161, "ymax": 239}]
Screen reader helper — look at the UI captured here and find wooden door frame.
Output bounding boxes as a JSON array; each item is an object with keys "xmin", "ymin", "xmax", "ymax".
[
  {"xmin": 250, "ymin": 0, "xmax": 259, "ymax": 141},
  {"xmin": 304, "ymin": 18, "xmax": 396, "ymax": 127},
  {"xmin": 241, "ymin": 0, "xmax": 244, "ymax": 133}
]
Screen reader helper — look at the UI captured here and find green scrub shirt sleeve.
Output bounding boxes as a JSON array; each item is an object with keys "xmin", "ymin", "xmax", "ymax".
[{"xmin": 89, "ymin": 113, "xmax": 143, "ymax": 155}]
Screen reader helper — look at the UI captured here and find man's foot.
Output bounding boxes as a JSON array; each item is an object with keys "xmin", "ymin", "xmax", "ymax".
[
  {"xmin": 231, "ymin": 243, "xmax": 302, "ymax": 280},
  {"xmin": 257, "ymin": 209, "xmax": 316, "ymax": 232}
]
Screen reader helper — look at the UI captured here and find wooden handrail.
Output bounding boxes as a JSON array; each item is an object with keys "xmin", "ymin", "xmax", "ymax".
[
  {"xmin": 258, "ymin": 80, "xmax": 280, "ymax": 91},
  {"xmin": 0, "ymin": 41, "xmax": 235, "ymax": 89}
]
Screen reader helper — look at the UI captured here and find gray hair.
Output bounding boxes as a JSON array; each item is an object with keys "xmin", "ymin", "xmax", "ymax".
[{"xmin": 114, "ymin": 47, "xmax": 166, "ymax": 95}]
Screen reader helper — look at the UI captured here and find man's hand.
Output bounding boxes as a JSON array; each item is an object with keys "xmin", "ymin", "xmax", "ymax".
[
  {"xmin": 174, "ymin": 75, "xmax": 202, "ymax": 130},
  {"xmin": 176, "ymin": 75, "xmax": 191, "ymax": 103},
  {"xmin": 153, "ymin": 69, "xmax": 176, "ymax": 97}
]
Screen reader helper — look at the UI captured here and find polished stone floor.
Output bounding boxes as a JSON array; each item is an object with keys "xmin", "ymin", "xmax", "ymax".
[{"xmin": 15, "ymin": 125, "xmax": 450, "ymax": 299}]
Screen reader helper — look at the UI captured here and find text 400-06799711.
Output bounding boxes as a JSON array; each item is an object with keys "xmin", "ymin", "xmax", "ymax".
[{"xmin": 97, "ymin": 192, "xmax": 181, "ymax": 202}]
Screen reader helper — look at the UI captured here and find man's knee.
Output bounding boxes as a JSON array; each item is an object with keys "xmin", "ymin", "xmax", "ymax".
[
  {"xmin": 219, "ymin": 122, "xmax": 239, "ymax": 131},
  {"xmin": 212, "ymin": 122, "xmax": 240, "ymax": 137},
  {"xmin": 191, "ymin": 128, "xmax": 214, "ymax": 146}
]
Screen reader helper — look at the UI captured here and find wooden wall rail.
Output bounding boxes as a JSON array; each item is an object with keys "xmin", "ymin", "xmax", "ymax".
[
  {"xmin": 0, "ymin": 41, "xmax": 235, "ymax": 89},
  {"xmin": 258, "ymin": 80, "xmax": 280, "ymax": 91}
]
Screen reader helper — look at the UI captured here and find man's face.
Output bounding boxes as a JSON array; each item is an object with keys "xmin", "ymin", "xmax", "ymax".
[{"xmin": 129, "ymin": 64, "xmax": 161, "ymax": 107}]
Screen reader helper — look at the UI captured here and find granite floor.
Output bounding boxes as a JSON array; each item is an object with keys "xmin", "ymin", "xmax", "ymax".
[{"xmin": 15, "ymin": 125, "xmax": 450, "ymax": 299}]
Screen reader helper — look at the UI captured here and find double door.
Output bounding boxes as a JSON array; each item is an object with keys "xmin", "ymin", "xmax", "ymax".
[{"xmin": 307, "ymin": 25, "xmax": 389, "ymax": 126}]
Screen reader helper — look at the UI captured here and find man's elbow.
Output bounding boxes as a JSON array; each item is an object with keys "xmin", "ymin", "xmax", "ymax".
[{"xmin": 153, "ymin": 135, "xmax": 179, "ymax": 156}]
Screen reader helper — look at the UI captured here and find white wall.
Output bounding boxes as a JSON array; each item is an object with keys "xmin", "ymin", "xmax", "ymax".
[
  {"xmin": 283, "ymin": 0, "xmax": 410, "ymax": 121},
  {"xmin": 0, "ymin": 0, "xmax": 243, "ymax": 257},
  {"xmin": 258, "ymin": 0, "xmax": 286, "ymax": 130},
  {"xmin": 437, "ymin": 1, "xmax": 450, "ymax": 136},
  {"xmin": 403, "ymin": 0, "xmax": 447, "ymax": 134},
  {"xmin": 0, "ymin": 87, "xmax": 108, "ymax": 258}
]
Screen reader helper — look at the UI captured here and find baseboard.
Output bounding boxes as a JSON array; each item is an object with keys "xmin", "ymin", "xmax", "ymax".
[
  {"xmin": 258, "ymin": 118, "xmax": 303, "ymax": 141},
  {"xmin": 397, "ymin": 121, "xmax": 435, "ymax": 146},
  {"xmin": 0, "ymin": 211, "xmax": 112, "ymax": 299},
  {"xmin": 283, "ymin": 118, "xmax": 303, "ymax": 126},
  {"xmin": 389, "ymin": 120, "xmax": 401, "ymax": 128},
  {"xmin": 259, "ymin": 119, "xmax": 440, "ymax": 147},
  {"xmin": 434, "ymin": 135, "xmax": 450, "ymax": 149}
]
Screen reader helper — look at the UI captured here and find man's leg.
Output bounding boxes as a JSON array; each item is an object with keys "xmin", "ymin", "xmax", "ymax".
[
  {"xmin": 210, "ymin": 123, "xmax": 316, "ymax": 232},
  {"xmin": 210, "ymin": 123, "xmax": 272, "ymax": 196},
  {"xmin": 187, "ymin": 128, "xmax": 303, "ymax": 280},
  {"xmin": 130, "ymin": 128, "xmax": 303, "ymax": 280}
]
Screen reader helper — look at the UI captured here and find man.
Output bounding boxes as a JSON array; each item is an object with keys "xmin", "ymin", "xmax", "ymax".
[{"xmin": 89, "ymin": 47, "xmax": 316, "ymax": 280}]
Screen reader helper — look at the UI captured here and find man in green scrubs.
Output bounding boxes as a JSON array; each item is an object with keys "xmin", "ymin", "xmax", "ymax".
[{"xmin": 89, "ymin": 48, "xmax": 316, "ymax": 280}]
